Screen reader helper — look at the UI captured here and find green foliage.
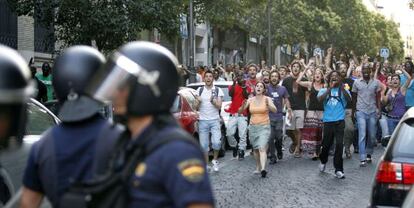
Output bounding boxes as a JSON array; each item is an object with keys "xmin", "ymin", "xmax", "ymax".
[
  {"xmin": 8, "ymin": 0, "xmax": 186, "ymax": 52},
  {"xmin": 7, "ymin": 0, "xmax": 404, "ymax": 61}
]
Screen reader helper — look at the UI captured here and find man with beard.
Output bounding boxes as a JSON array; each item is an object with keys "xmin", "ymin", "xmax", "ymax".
[
  {"xmin": 352, "ymin": 64, "xmax": 382, "ymax": 167},
  {"xmin": 36, "ymin": 62, "xmax": 54, "ymax": 101},
  {"xmin": 195, "ymin": 70, "xmax": 224, "ymax": 172},
  {"xmin": 267, "ymin": 71, "xmax": 291, "ymax": 164},
  {"xmin": 213, "ymin": 68, "xmax": 225, "ymax": 81},
  {"xmin": 226, "ymin": 70, "xmax": 251, "ymax": 160},
  {"xmin": 338, "ymin": 63, "xmax": 358, "ymax": 158},
  {"xmin": 261, "ymin": 70, "xmax": 270, "ymax": 84},
  {"xmin": 318, "ymin": 71, "xmax": 351, "ymax": 179},
  {"xmin": 282, "ymin": 62, "xmax": 307, "ymax": 157}
]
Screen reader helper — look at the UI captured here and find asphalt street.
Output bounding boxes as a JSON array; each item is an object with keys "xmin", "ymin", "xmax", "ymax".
[
  {"xmin": 209, "ymin": 145, "xmax": 385, "ymax": 208},
  {"xmin": 1, "ymin": 139, "xmax": 384, "ymax": 208}
]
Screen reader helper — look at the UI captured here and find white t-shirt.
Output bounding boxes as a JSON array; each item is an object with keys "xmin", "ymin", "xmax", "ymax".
[{"xmin": 197, "ymin": 85, "xmax": 224, "ymax": 120}]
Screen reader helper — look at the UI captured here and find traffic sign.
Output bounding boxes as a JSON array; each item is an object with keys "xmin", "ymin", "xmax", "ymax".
[{"xmin": 380, "ymin": 47, "xmax": 389, "ymax": 59}]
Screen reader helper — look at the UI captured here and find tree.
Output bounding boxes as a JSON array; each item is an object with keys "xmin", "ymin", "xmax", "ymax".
[
  {"xmin": 8, "ymin": 0, "xmax": 187, "ymax": 52},
  {"xmin": 327, "ymin": 0, "xmax": 403, "ymax": 62}
]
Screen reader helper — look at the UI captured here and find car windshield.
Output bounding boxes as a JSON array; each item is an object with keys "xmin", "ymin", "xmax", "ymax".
[
  {"xmin": 393, "ymin": 118, "xmax": 414, "ymax": 157},
  {"xmin": 26, "ymin": 102, "xmax": 56, "ymax": 135}
]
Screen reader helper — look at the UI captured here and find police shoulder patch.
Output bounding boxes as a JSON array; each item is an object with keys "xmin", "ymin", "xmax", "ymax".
[{"xmin": 177, "ymin": 158, "xmax": 205, "ymax": 182}]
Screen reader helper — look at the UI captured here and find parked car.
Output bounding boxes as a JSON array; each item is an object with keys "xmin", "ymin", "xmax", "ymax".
[
  {"xmin": 0, "ymin": 98, "xmax": 60, "ymax": 205},
  {"xmin": 369, "ymin": 107, "xmax": 414, "ymax": 207}
]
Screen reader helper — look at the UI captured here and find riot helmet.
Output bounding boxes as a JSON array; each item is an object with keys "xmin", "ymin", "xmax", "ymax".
[
  {"xmin": 0, "ymin": 44, "xmax": 34, "ymax": 147},
  {"xmin": 52, "ymin": 46, "xmax": 106, "ymax": 122},
  {"xmin": 86, "ymin": 41, "xmax": 179, "ymax": 116}
]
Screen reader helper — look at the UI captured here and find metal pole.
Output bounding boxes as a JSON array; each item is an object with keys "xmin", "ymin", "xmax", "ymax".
[
  {"xmin": 188, "ymin": 0, "xmax": 196, "ymax": 83},
  {"xmin": 267, "ymin": 0, "xmax": 271, "ymax": 66}
]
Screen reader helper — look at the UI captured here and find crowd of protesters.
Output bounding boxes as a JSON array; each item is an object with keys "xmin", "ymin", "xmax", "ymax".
[{"xmin": 187, "ymin": 48, "xmax": 414, "ymax": 179}]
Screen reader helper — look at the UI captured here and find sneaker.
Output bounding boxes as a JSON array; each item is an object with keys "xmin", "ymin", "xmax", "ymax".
[
  {"xmin": 319, "ymin": 163, "xmax": 326, "ymax": 172},
  {"xmin": 212, "ymin": 160, "xmax": 219, "ymax": 172},
  {"xmin": 335, "ymin": 171, "xmax": 345, "ymax": 179},
  {"xmin": 269, "ymin": 158, "xmax": 277, "ymax": 165},
  {"xmin": 277, "ymin": 152, "xmax": 283, "ymax": 160},
  {"xmin": 261, "ymin": 170, "xmax": 267, "ymax": 178},
  {"xmin": 238, "ymin": 150, "xmax": 245, "ymax": 160},
  {"xmin": 367, "ymin": 155, "xmax": 372, "ymax": 163},
  {"xmin": 253, "ymin": 170, "xmax": 260, "ymax": 174},
  {"xmin": 232, "ymin": 148, "xmax": 238, "ymax": 158},
  {"xmin": 360, "ymin": 160, "xmax": 367, "ymax": 167}
]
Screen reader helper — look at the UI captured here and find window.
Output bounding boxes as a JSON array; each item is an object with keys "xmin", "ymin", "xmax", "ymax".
[
  {"xmin": 26, "ymin": 102, "xmax": 56, "ymax": 135},
  {"xmin": 393, "ymin": 119, "xmax": 414, "ymax": 157}
]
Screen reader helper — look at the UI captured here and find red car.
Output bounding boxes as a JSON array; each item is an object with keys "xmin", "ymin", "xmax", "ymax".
[{"xmin": 172, "ymin": 87, "xmax": 199, "ymax": 137}]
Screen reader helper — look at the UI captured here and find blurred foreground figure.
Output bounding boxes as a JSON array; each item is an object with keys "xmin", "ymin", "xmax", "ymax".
[
  {"xmin": 0, "ymin": 44, "xmax": 34, "ymax": 205},
  {"xmin": 20, "ymin": 46, "xmax": 123, "ymax": 208},
  {"xmin": 80, "ymin": 41, "xmax": 215, "ymax": 207}
]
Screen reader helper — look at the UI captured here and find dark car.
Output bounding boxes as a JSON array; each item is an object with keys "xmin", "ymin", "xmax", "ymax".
[{"xmin": 369, "ymin": 107, "xmax": 414, "ymax": 207}]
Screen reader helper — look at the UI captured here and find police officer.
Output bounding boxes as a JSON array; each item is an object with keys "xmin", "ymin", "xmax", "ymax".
[
  {"xmin": 0, "ymin": 44, "xmax": 34, "ymax": 205},
  {"xmin": 20, "ymin": 46, "xmax": 123, "ymax": 208},
  {"xmin": 87, "ymin": 41, "xmax": 215, "ymax": 207}
]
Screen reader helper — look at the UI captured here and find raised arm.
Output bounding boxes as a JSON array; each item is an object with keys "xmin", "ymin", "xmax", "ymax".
[
  {"xmin": 401, "ymin": 67, "xmax": 412, "ymax": 95},
  {"xmin": 296, "ymin": 68, "xmax": 312, "ymax": 89}
]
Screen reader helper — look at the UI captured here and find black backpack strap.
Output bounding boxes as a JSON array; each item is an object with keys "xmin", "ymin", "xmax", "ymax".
[
  {"xmin": 92, "ymin": 122, "xmax": 125, "ymax": 176},
  {"xmin": 198, "ymin": 86, "xmax": 204, "ymax": 96}
]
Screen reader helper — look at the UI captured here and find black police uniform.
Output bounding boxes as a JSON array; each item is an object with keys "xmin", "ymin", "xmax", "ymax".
[
  {"xmin": 23, "ymin": 114, "xmax": 122, "ymax": 207},
  {"xmin": 0, "ymin": 44, "xmax": 34, "ymax": 205},
  {"xmin": 127, "ymin": 120, "xmax": 214, "ymax": 207},
  {"xmin": 85, "ymin": 41, "xmax": 215, "ymax": 207}
]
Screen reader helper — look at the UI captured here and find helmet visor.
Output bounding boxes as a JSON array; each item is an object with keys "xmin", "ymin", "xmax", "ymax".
[{"xmin": 86, "ymin": 52, "xmax": 159, "ymax": 102}]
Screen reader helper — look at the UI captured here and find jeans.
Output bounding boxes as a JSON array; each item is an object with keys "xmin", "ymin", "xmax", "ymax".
[
  {"xmin": 268, "ymin": 120, "xmax": 284, "ymax": 159},
  {"xmin": 356, "ymin": 111, "xmax": 377, "ymax": 161},
  {"xmin": 198, "ymin": 119, "xmax": 222, "ymax": 153},
  {"xmin": 379, "ymin": 115, "xmax": 390, "ymax": 138},
  {"xmin": 320, "ymin": 120, "xmax": 345, "ymax": 172},
  {"xmin": 226, "ymin": 115, "xmax": 248, "ymax": 150},
  {"xmin": 387, "ymin": 118, "xmax": 400, "ymax": 136},
  {"xmin": 343, "ymin": 110, "xmax": 355, "ymax": 152}
]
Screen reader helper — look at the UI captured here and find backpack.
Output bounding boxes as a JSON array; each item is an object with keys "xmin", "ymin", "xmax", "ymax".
[
  {"xmin": 60, "ymin": 120, "xmax": 198, "ymax": 208},
  {"xmin": 326, "ymin": 88, "xmax": 345, "ymax": 108},
  {"xmin": 198, "ymin": 86, "xmax": 219, "ymax": 98}
]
